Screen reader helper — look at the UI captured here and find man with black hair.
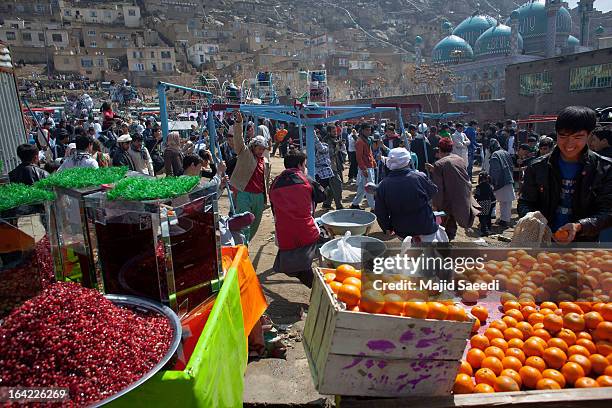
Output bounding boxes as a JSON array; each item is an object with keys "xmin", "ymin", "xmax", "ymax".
[
  {"xmin": 53, "ymin": 129, "xmax": 70, "ymax": 161},
  {"xmin": 351, "ymin": 123, "xmax": 376, "ymax": 209},
  {"xmin": 519, "ymin": 106, "xmax": 612, "ymax": 242},
  {"xmin": 538, "ymin": 136, "xmax": 554, "ymax": 157},
  {"xmin": 9, "ymin": 144, "xmax": 49, "ymax": 185},
  {"xmin": 590, "ymin": 127, "xmax": 612, "ymax": 158},
  {"xmin": 269, "ymin": 150, "xmax": 326, "ymax": 287},
  {"xmin": 58, "ymin": 134, "xmax": 98, "ymax": 171}
]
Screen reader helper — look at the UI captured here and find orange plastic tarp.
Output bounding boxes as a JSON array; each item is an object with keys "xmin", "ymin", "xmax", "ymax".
[{"xmin": 222, "ymin": 245, "xmax": 267, "ymax": 336}]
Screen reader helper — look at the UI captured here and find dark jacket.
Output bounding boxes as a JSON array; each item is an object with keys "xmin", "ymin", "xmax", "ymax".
[
  {"xmin": 518, "ymin": 147, "xmax": 612, "ymax": 240},
  {"xmin": 163, "ymin": 147, "xmax": 183, "ymax": 176},
  {"xmin": 112, "ymin": 148, "xmax": 135, "ymax": 170},
  {"xmin": 9, "ymin": 163, "xmax": 49, "ymax": 185},
  {"xmin": 597, "ymin": 146, "xmax": 612, "ymax": 158},
  {"xmin": 375, "ymin": 168, "xmax": 439, "ymax": 238},
  {"xmin": 410, "ymin": 136, "xmax": 434, "ymax": 173}
]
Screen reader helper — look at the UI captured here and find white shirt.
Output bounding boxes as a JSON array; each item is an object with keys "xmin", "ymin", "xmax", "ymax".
[
  {"xmin": 451, "ymin": 131, "xmax": 470, "ymax": 164},
  {"xmin": 258, "ymin": 125, "xmax": 271, "ymax": 160},
  {"xmin": 348, "ymin": 134, "xmax": 357, "ymax": 152},
  {"xmin": 58, "ymin": 151, "xmax": 99, "ymax": 171},
  {"xmin": 507, "ymin": 135, "xmax": 515, "ymax": 155}
]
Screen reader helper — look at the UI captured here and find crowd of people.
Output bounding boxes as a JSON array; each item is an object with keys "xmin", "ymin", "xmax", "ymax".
[{"xmin": 8, "ymin": 102, "xmax": 612, "ymax": 287}]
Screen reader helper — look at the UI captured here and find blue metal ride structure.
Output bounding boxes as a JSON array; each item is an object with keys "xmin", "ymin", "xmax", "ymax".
[
  {"xmin": 255, "ymin": 72, "xmax": 278, "ymax": 105},
  {"xmin": 157, "ymin": 81, "xmax": 422, "ymax": 179}
]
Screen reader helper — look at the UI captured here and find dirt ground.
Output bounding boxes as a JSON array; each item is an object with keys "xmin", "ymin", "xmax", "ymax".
[{"xmin": 229, "ymin": 156, "xmax": 517, "ymax": 407}]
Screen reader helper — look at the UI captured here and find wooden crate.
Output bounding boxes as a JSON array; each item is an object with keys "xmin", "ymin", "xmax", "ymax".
[
  {"xmin": 337, "ymin": 388, "xmax": 612, "ymax": 407},
  {"xmin": 303, "ymin": 268, "xmax": 475, "ymax": 398}
]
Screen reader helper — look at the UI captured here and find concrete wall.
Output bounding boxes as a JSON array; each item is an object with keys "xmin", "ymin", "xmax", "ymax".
[{"xmin": 505, "ymin": 48, "xmax": 612, "ymax": 118}]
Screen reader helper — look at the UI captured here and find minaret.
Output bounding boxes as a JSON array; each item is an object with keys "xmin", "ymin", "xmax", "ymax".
[
  {"xmin": 578, "ymin": 0, "xmax": 595, "ymax": 47},
  {"xmin": 509, "ymin": 10, "xmax": 520, "ymax": 55},
  {"xmin": 595, "ymin": 25, "xmax": 605, "ymax": 49},
  {"xmin": 545, "ymin": 0, "xmax": 562, "ymax": 58},
  {"xmin": 415, "ymin": 36, "xmax": 423, "ymax": 68}
]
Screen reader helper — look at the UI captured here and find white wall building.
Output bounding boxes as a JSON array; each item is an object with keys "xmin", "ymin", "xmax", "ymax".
[
  {"xmin": 186, "ymin": 43, "xmax": 219, "ymax": 67},
  {"xmin": 60, "ymin": 1, "xmax": 141, "ymax": 28}
]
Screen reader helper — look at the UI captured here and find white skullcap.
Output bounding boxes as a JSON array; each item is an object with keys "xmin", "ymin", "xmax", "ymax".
[{"xmin": 385, "ymin": 148, "xmax": 411, "ymax": 170}]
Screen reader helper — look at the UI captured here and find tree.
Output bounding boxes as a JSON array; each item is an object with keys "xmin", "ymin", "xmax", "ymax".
[{"xmin": 404, "ymin": 63, "xmax": 458, "ymax": 113}]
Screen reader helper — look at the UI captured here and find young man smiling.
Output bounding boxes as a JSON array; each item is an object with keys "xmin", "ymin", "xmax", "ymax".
[{"xmin": 518, "ymin": 106, "xmax": 612, "ymax": 243}]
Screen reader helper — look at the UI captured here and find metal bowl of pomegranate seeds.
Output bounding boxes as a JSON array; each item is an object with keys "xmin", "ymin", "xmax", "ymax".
[{"xmin": 90, "ymin": 294, "xmax": 182, "ymax": 407}]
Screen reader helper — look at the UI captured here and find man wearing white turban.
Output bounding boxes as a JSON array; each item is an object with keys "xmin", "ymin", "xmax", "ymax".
[{"xmin": 374, "ymin": 148, "xmax": 439, "ymax": 239}]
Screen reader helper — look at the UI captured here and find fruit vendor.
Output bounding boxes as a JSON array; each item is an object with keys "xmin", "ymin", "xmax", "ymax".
[
  {"xmin": 518, "ymin": 106, "xmax": 612, "ymax": 243},
  {"xmin": 269, "ymin": 150, "xmax": 326, "ymax": 287},
  {"xmin": 229, "ymin": 112, "xmax": 268, "ymax": 243},
  {"xmin": 374, "ymin": 147, "xmax": 439, "ymax": 240}
]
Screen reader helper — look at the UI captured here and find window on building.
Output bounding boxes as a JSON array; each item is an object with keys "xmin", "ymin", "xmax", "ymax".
[
  {"xmin": 90, "ymin": 41, "xmax": 97, "ymax": 47},
  {"xmin": 81, "ymin": 59, "xmax": 93, "ymax": 68},
  {"xmin": 128, "ymin": 9, "xmax": 136, "ymax": 16},
  {"xmin": 90, "ymin": 11, "xmax": 97, "ymax": 18},
  {"xmin": 162, "ymin": 62, "xmax": 173, "ymax": 72},
  {"xmin": 479, "ymin": 86, "xmax": 493, "ymax": 100},
  {"xmin": 38, "ymin": 33, "xmax": 45, "ymax": 42},
  {"xmin": 133, "ymin": 51, "xmax": 143, "ymax": 58},
  {"xmin": 161, "ymin": 51, "xmax": 171, "ymax": 59},
  {"xmin": 64, "ymin": 10, "xmax": 71, "ymax": 16},
  {"xmin": 570, "ymin": 63, "xmax": 612, "ymax": 91},
  {"xmin": 52, "ymin": 34, "xmax": 63, "ymax": 42},
  {"xmin": 35, "ymin": 4, "xmax": 45, "ymax": 13},
  {"xmin": 6, "ymin": 32, "xmax": 16, "ymax": 41},
  {"xmin": 15, "ymin": 5, "xmax": 25, "ymax": 12},
  {"xmin": 199, "ymin": 54, "xmax": 205, "ymax": 63},
  {"xmin": 98, "ymin": 58, "xmax": 104, "ymax": 67},
  {"xmin": 88, "ymin": 30, "xmax": 96, "ymax": 36},
  {"xmin": 519, "ymin": 71, "xmax": 552, "ymax": 96},
  {"xmin": 22, "ymin": 32, "xmax": 32, "ymax": 41},
  {"xmin": 150, "ymin": 51, "xmax": 156, "ymax": 58},
  {"xmin": 133, "ymin": 63, "xmax": 145, "ymax": 71}
]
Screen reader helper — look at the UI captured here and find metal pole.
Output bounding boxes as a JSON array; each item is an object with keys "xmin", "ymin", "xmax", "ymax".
[
  {"xmin": 158, "ymin": 83, "xmax": 169, "ymax": 142},
  {"xmin": 207, "ymin": 107, "xmax": 217, "ymax": 160},
  {"xmin": 397, "ymin": 107, "xmax": 407, "ymax": 146},
  {"xmin": 305, "ymin": 124, "xmax": 316, "ymax": 178}
]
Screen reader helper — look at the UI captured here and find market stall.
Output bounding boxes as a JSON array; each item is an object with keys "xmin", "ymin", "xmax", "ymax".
[
  {"xmin": 304, "ymin": 245, "xmax": 612, "ymax": 405},
  {"xmin": 0, "ymin": 168, "xmax": 267, "ymax": 407}
]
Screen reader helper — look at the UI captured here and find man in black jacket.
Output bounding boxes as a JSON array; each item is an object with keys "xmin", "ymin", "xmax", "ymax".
[
  {"xmin": 9, "ymin": 144, "xmax": 49, "ymax": 185},
  {"xmin": 518, "ymin": 106, "xmax": 612, "ymax": 243}
]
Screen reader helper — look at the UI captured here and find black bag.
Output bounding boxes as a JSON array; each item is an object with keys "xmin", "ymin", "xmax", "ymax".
[{"xmin": 151, "ymin": 151, "xmax": 164, "ymax": 173}]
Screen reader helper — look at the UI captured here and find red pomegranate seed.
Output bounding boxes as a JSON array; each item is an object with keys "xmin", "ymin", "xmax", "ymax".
[{"xmin": 0, "ymin": 282, "xmax": 173, "ymax": 406}]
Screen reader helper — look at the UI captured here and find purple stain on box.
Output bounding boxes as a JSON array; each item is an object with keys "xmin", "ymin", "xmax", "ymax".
[
  {"xmin": 342, "ymin": 353, "xmax": 366, "ymax": 369},
  {"xmin": 378, "ymin": 360, "xmax": 388, "ymax": 369},
  {"xmin": 399, "ymin": 330, "xmax": 415, "ymax": 343},
  {"xmin": 366, "ymin": 339, "xmax": 396, "ymax": 353},
  {"xmin": 365, "ymin": 359, "xmax": 374, "ymax": 369},
  {"xmin": 421, "ymin": 327, "xmax": 433, "ymax": 335},
  {"xmin": 396, "ymin": 373, "xmax": 408, "ymax": 381},
  {"xmin": 367, "ymin": 373, "xmax": 373, "ymax": 379}
]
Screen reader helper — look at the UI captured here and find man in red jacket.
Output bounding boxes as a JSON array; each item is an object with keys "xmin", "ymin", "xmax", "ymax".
[{"xmin": 270, "ymin": 150, "xmax": 326, "ymax": 287}]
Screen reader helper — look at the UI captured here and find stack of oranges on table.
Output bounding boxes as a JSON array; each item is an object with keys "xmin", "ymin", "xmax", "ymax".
[
  {"xmin": 460, "ymin": 249, "xmax": 612, "ymax": 305},
  {"xmin": 324, "ymin": 265, "xmax": 469, "ymax": 321},
  {"xmin": 454, "ymin": 300, "xmax": 612, "ymax": 394}
]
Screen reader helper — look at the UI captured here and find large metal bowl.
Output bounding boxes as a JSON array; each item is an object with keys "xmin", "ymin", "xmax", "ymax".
[
  {"xmin": 319, "ymin": 235, "xmax": 386, "ymax": 269},
  {"xmin": 90, "ymin": 294, "xmax": 182, "ymax": 407},
  {"xmin": 320, "ymin": 209, "xmax": 377, "ymax": 236}
]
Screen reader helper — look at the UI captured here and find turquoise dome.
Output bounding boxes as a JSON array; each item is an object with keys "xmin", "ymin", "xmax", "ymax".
[
  {"xmin": 415, "ymin": 35, "xmax": 423, "ymax": 45},
  {"xmin": 511, "ymin": 1, "xmax": 572, "ymax": 40},
  {"xmin": 453, "ymin": 14, "xmax": 498, "ymax": 47},
  {"xmin": 432, "ymin": 35, "xmax": 474, "ymax": 64},
  {"xmin": 474, "ymin": 24, "xmax": 523, "ymax": 58},
  {"xmin": 567, "ymin": 35, "xmax": 580, "ymax": 47}
]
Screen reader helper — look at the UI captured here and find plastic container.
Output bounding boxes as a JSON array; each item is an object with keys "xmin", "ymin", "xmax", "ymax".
[
  {"xmin": 0, "ymin": 201, "xmax": 54, "ymax": 318},
  {"xmin": 319, "ymin": 235, "xmax": 386, "ymax": 269},
  {"xmin": 84, "ymin": 185, "xmax": 222, "ymax": 314}
]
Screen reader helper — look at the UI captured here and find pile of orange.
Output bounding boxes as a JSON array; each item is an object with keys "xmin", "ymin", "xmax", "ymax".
[
  {"xmin": 459, "ymin": 249, "xmax": 612, "ymax": 304},
  {"xmin": 325, "ymin": 265, "xmax": 469, "ymax": 321},
  {"xmin": 454, "ymin": 300, "xmax": 612, "ymax": 394}
]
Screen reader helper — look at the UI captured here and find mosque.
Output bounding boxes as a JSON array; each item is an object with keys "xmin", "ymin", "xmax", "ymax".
[{"xmin": 421, "ymin": 0, "xmax": 601, "ymax": 101}]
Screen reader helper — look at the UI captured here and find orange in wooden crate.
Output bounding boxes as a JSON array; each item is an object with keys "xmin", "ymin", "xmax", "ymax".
[{"xmin": 542, "ymin": 368, "xmax": 566, "ymax": 388}]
